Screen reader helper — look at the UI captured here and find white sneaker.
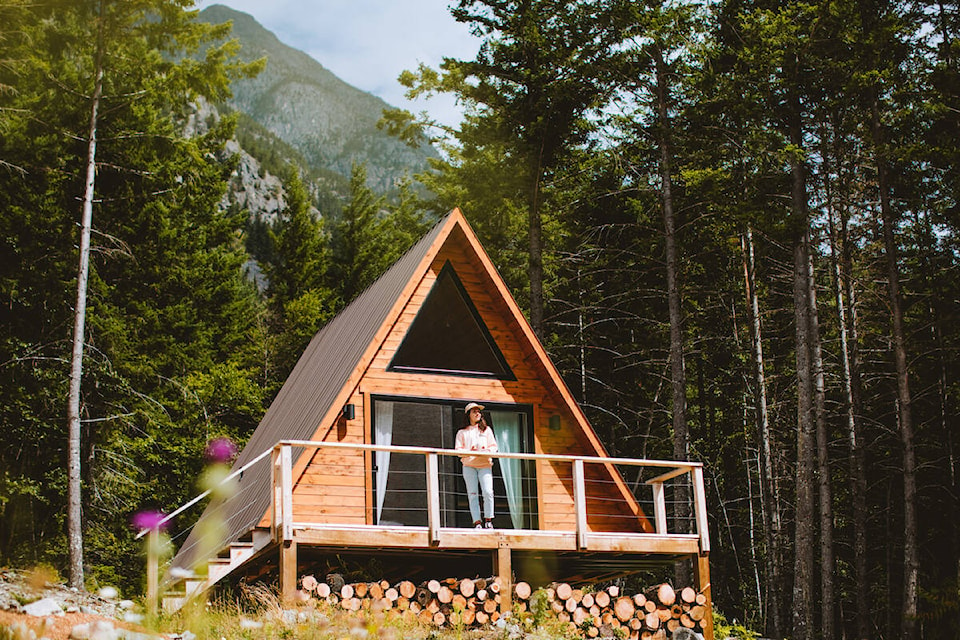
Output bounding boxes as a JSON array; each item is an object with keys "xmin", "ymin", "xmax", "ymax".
[
  {"xmin": 474, "ymin": 521, "xmax": 483, "ymax": 529},
  {"xmin": 484, "ymin": 520, "xmax": 494, "ymax": 529}
]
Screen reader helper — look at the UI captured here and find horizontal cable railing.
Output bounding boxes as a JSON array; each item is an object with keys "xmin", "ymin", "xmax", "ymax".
[{"xmin": 270, "ymin": 440, "xmax": 709, "ymax": 553}]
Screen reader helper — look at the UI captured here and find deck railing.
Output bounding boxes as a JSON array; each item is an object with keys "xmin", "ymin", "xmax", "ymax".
[
  {"xmin": 142, "ymin": 440, "xmax": 710, "ymax": 615},
  {"xmin": 269, "ymin": 440, "xmax": 710, "ymax": 553}
]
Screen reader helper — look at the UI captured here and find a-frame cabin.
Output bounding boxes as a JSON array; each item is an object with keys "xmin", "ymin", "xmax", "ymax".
[{"xmin": 165, "ymin": 208, "xmax": 712, "ymax": 634}]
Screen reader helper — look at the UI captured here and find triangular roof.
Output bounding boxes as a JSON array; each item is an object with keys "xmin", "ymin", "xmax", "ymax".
[{"xmin": 171, "ymin": 208, "xmax": 619, "ymax": 571}]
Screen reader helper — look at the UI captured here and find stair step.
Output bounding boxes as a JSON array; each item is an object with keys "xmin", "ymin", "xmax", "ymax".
[
  {"xmin": 162, "ymin": 596, "xmax": 187, "ymax": 613},
  {"xmin": 229, "ymin": 542, "xmax": 254, "ymax": 564},
  {"xmin": 184, "ymin": 578, "xmax": 207, "ymax": 595},
  {"xmin": 162, "ymin": 528, "xmax": 272, "ymax": 614},
  {"xmin": 207, "ymin": 558, "xmax": 233, "ymax": 583},
  {"xmin": 252, "ymin": 528, "xmax": 272, "ymax": 549}
]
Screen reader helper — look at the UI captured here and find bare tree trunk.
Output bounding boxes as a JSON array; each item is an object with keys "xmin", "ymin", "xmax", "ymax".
[
  {"xmin": 67, "ymin": 0, "xmax": 105, "ymax": 590},
  {"xmin": 792, "ymin": 228, "xmax": 816, "ymax": 640},
  {"xmin": 829, "ymin": 204, "xmax": 870, "ymax": 639},
  {"xmin": 871, "ymin": 94, "xmax": 918, "ymax": 640},
  {"xmin": 653, "ymin": 48, "xmax": 690, "ymax": 586},
  {"xmin": 743, "ymin": 415, "xmax": 763, "ymax": 615},
  {"xmin": 741, "ymin": 228, "xmax": 783, "ymax": 638},
  {"xmin": 527, "ymin": 150, "xmax": 544, "ymax": 340},
  {"xmin": 950, "ymin": 399, "xmax": 960, "ymax": 636},
  {"xmin": 788, "ymin": 56, "xmax": 815, "ymax": 634},
  {"xmin": 933, "ymin": 287, "xmax": 959, "ymax": 636},
  {"xmin": 807, "ymin": 239, "xmax": 835, "ymax": 640}
]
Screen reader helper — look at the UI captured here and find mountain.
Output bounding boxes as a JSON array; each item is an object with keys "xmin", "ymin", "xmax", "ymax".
[{"xmin": 198, "ymin": 4, "xmax": 437, "ymax": 194}]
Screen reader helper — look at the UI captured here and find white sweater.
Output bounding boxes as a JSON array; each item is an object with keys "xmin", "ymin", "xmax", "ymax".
[{"xmin": 455, "ymin": 424, "xmax": 498, "ymax": 468}]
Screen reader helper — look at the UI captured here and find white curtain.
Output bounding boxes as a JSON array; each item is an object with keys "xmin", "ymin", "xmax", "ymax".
[
  {"xmin": 375, "ymin": 401, "xmax": 394, "ymax": 524},
  {"xmin": 491, "ymin": 410, "xmax": 524, "ymax": 529}
]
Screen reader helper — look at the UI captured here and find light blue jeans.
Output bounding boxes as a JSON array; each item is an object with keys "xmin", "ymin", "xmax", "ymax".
[{"xmin": 462, "ymin": 465, "xmax": 494, "ymax": 523}]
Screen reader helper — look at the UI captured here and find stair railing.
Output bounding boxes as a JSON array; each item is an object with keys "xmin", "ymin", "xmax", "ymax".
[{"xmin": 136, "ymin": 446, "xmax": 275, "ymax": 613}]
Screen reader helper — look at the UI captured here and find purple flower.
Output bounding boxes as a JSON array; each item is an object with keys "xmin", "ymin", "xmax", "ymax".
[
  {"xmin": 205, "ymin": 437, "xmax": 238, "ymax": 464},
  {"xmin": 131, "ymin": 509, "xmax": 167, "ymax": 532}
]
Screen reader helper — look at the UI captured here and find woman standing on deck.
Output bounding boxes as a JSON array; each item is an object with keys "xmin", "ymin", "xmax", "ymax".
[{"xmin": 455, "ymin": 402, "xmax": 498, "ymax": 528}]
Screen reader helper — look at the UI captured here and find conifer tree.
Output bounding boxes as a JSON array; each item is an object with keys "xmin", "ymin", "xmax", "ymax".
[
  {"xmin": 383, "ymin": 0, "xmax": 636, "ymax": 339},
  {"xmin": 263, "ymin": 167, "xmax": 336, "ymax": 381},
  {"xmin": 0, "ymin": 0, "xmax": 262, "ymax": 589}
]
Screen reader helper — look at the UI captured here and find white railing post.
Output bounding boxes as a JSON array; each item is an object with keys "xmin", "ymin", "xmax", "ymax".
[
  {"xmin": 652, "ymin": 481, "xmax": 667, "ymax": 534},
  {"xmin": 691, "ymin": 466, "xmax": 710, "ymax": 552},
  {"xmin": 280, "ymin": 444, "xmax": 293, "ymax": 542},
  {"xmin": 572, "ymin": 459, "xmax": 588, "ymax": 549},
  {"xmin": 426, "ymin": 452, "xmax": 440, "ymax": 544},
  {"xmin": 271, "ymin": 446, "xmax": 281, "ymax": 541}
]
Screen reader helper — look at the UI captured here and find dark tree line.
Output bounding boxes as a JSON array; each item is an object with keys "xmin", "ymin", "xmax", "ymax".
[{"xmin": 387, "ymin": 0, "xmax": 960, "ymax": 638}]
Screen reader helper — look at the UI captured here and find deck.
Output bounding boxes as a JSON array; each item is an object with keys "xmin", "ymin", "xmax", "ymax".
[
  {"xmin": 148, "ymin": 440, "xmax": 712, "ymax": 636},
  {"xmin": 270, "ymin": 441, "xmax": 708, "ymax": 615}
]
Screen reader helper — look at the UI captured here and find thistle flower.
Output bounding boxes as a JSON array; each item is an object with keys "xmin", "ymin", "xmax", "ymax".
[
  {"xmin": 130, "ymin": 509, "xmax": 167, "ymax": 532},
  {"xmin": 204, "ymin": 436, "xmax": 238, "ymax": 464}
]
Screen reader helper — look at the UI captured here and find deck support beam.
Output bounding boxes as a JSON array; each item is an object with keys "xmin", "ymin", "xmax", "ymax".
[
  {"xmin": 495, "ymin": 539, "xmax": 512, "ymax": 614},
  {"xmin": 280, "ymin": 540, "xmax": 298, "ymax": 603},
  {"xmin": 694, "ymin": 552, "xmax": 714, "ymax": 640},
  {"xmin": 572, "ymin": 459, "xmax": 588, "ymax": 549}
]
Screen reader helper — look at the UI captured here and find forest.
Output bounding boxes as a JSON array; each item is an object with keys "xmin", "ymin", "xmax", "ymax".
[{"xmin": 1, "ymin": 1, "xmax": 958, "ymax": 639}]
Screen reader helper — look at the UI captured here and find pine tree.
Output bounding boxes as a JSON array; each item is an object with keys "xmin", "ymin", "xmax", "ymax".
[{"xmin": 0, "ymin": 0, "xmax": 264, "ymax": 589}]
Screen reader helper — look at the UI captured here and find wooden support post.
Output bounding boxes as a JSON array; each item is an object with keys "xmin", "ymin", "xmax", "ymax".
[
  {"xmin": 652, "ymin": 482, "xmax": 667, "ymax": 534},
  {"xmin": 280, "ymin": 539, "xmax": 298, "ymax": 604},
  {"xmin": 426, "ymin": 452, "xmax": 440, "ymax": 545},
  {"xmin": 695, "ymin": 553, "xmax": 715, "ymax": 640},
  {"xmin": 146, "ymin": 528, "xmax": 158, "ymax": 616},
  {"xmin": 495, "ymin": 539, "xmax": 512, "ymax": 614},
  {"xmin": 271, "ymin": 447, "xmax": 281, "ymax": 541},
  {"xmin": 572, "ymin": 459, "xmax": 588, "ymax": 549}
]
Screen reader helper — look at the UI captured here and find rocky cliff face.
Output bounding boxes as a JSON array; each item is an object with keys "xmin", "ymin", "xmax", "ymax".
[
  {"xmin": 198, "ymin": 5, "xmax": 437, "ymax": 195},
  {"xmin": 184, "ymin": 98, "xmax": 286, "ymax": 223}
]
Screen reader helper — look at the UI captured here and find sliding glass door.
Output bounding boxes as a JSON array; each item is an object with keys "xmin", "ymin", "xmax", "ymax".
[{"xmin": 371, "ymin": 397, "xmax": 537, "ymax": 529}]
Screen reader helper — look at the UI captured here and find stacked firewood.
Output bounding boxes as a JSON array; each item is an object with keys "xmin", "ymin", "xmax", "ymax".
[
  {"xmin": 544, "ymin": 582, "xmax": 709, "ymax": 639},
  {"xmin": 297, "ymin": 574, "xmax": 511, "ymax": 627},
  {"xmin": 296, "ymin": 574, "xmax": 707, "ymax": 638}
]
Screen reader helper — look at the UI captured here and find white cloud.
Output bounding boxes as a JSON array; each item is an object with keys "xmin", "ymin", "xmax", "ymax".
[{"xmin": 196, "ymin": 0, "xmax": 479, "ymax": 129}]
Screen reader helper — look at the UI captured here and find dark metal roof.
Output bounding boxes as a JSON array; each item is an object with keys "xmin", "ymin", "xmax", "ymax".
[{"xmin": 170, "ymin": 212, "xmax": 452, "ymax": 572}]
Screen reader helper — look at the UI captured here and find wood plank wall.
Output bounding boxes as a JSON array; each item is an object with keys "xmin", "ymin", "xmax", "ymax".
[{"xmin": 290, "ymin": 233, "xmax": 644, "ymax": 532}]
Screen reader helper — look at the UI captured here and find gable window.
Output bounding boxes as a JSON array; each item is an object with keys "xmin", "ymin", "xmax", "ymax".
[
  {"xmin": 388, "ymin": 262, "xmax": 514, "ymax": 379},
  {"xmin": 371, "ymin": 397, "xmax": 537, "ymax": 529}
]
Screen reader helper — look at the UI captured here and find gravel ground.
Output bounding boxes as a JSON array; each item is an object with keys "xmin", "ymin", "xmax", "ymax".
[{"xmin": 0, "ymin": 569, "xmax": 159, "ymax": 640}]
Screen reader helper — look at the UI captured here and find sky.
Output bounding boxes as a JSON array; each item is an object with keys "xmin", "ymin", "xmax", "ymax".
[{"xmin": 196, "ymin": 0, "xmax": 482, "ymax": 129}]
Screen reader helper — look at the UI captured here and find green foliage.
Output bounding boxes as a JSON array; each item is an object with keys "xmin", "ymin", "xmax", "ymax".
[
  {"xmin": 0, "ymin": 0, "xmax": 267, "ymax": 591},
  {"xmin": 712, "ymin": 608, "xmax": 761, "ymax": 640},
  {"xmin": 2, "ymin": 1, "xmax": 960, "ymax": 637},
  {"xmin": 330, "ymin": 163, "xmax": 431, "ymax": 305}
]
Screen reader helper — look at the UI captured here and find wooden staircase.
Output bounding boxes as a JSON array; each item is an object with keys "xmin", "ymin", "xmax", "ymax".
[{"xmin": 162, "ymin": 528, "xmax": 273, "ymax": 612}]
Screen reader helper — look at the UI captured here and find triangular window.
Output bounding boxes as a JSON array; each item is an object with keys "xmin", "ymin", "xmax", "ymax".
[{"xmin": 389, "ymin": 262, "xmax": 515, "ymax": 379}]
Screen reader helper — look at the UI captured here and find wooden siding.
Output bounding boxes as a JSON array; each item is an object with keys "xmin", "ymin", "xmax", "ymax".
[{"xmin": 290, "ymin": 229, "xmax": 649, "ymax": 532}]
